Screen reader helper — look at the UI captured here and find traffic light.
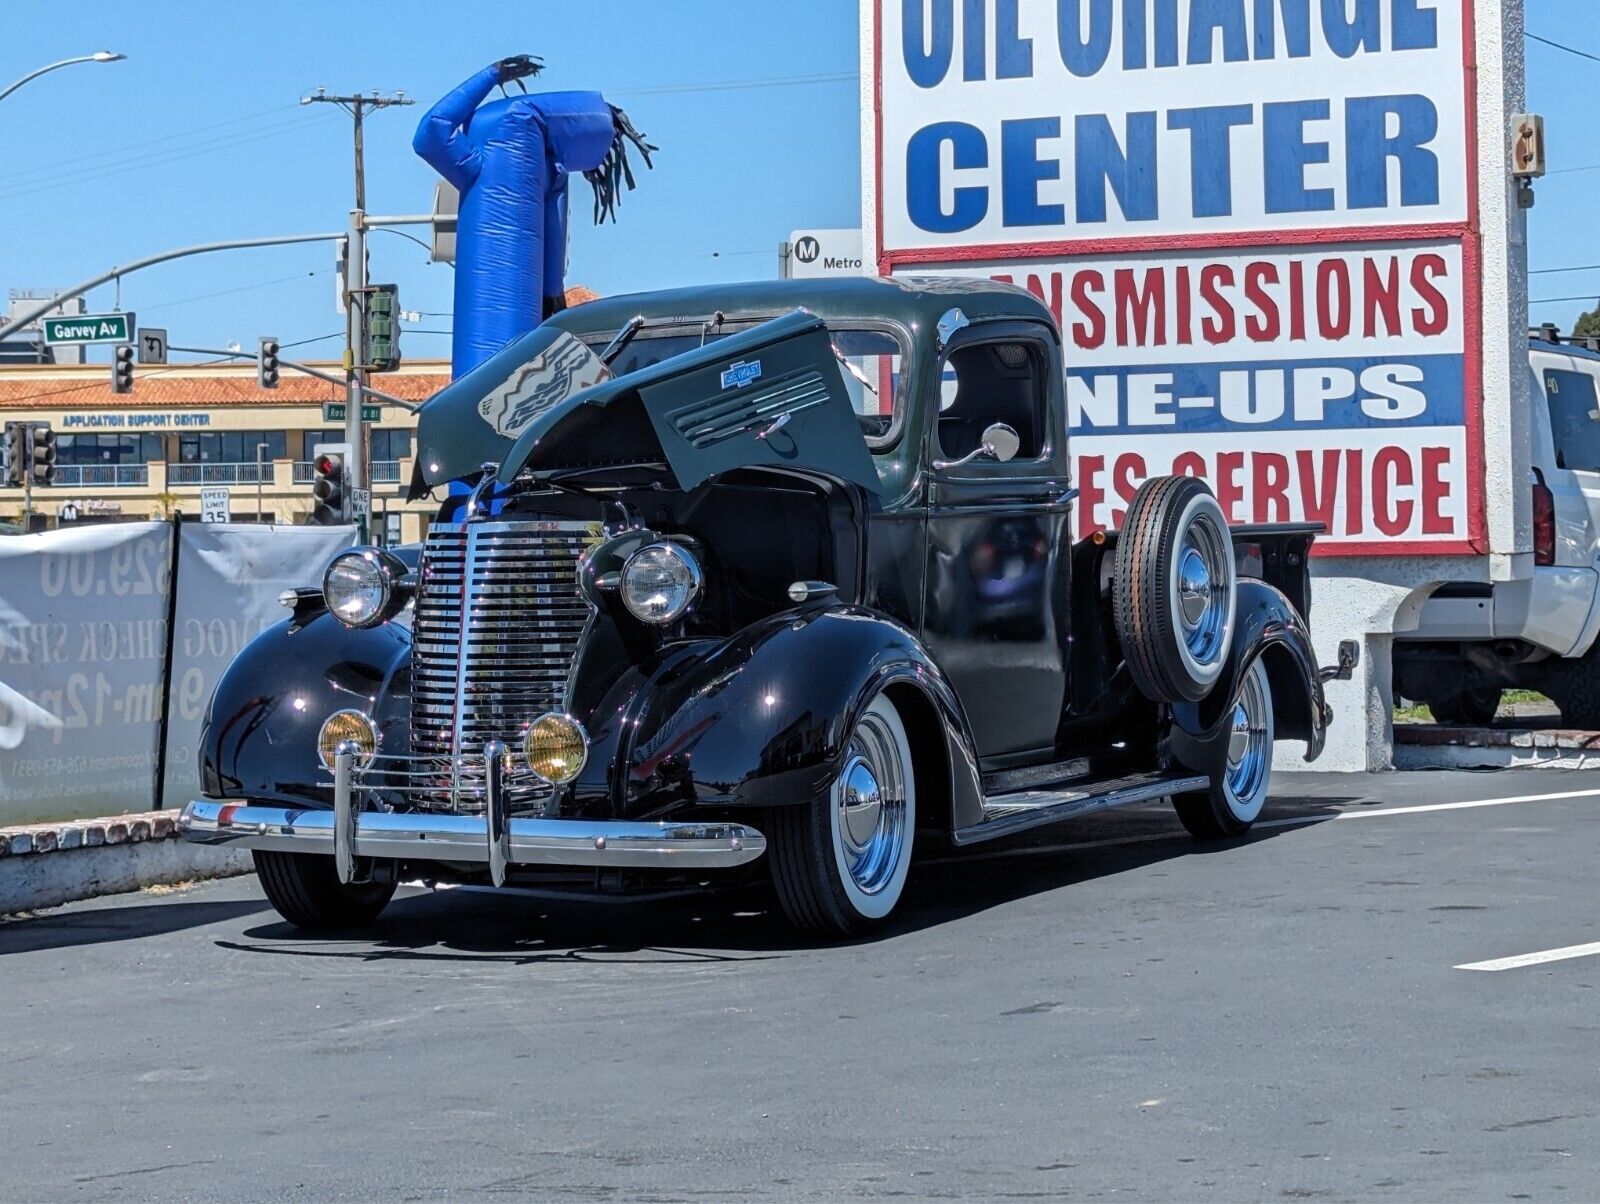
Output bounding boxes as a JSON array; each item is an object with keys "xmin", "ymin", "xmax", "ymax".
[
  {"xmin": 258, "ymin": 336, "xmax": 280, "ymax": 389},
  {"xmin": 112, "ymin": 344, "xmax": 135, "ymax": 394},
  {"xmin": 365, "ymin": 284, "xmax": 401, "ymax": 372},
  {"xmin": 27, "ymin": 424, "xmax": 56, "ymax": 487},
  {"xmin": 0, "ymin": 422, "xmax": 22, "ymax": 487},
  {"xmin": 310, "ymin": 442, "xmax": 352, "ymax": 525}
]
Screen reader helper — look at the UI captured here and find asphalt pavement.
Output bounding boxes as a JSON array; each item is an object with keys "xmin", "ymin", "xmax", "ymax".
[{"xmin": 2, "ymin": 769, "xmax": 1596, "ymax": 1202}]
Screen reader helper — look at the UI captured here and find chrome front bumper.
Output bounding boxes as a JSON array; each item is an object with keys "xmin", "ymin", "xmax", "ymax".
[
  {"xmin": 181, "ymin": 746, "xmax": 764, "ymax": 887},
  {"xmin": 179, "ymin": 799, "xmax": 767, "ymax": 878}
]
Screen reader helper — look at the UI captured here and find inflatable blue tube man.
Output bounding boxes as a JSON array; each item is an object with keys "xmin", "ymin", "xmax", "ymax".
[{"xmin": 414, "ymin": 56, "xmax": 655, "ymax": 378}]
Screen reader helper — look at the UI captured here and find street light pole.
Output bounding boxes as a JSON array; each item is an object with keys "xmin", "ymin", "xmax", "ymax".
[
  {"xmin": 0, "ymin": 52, "xmax": 125, "ymax": 104},
  {"xmin": 256, "ymin": 441, "xmax": 269, "ymax": 524},
  {"xmin": 302, "ymin": 88, "xmax": 414, "ymax": 539}
]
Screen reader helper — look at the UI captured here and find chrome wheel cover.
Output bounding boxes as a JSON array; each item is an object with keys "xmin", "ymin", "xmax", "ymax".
[
  {"xmin": 830, "ymin": 697, "xmax": 914, "ymax": 917},
  {"xmin": 1223, "ymin": 661, "xmax": 1272, "ymax": 822},
  {"xmin": 1173, "ymin": 505, "xmax": 1232, "ymax": 681}
]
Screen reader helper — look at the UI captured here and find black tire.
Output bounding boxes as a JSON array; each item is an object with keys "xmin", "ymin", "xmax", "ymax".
[
  {"xmin": 1173, "ymin": 659, "xmax": 1275, "ymax": 839},
  {"xmin": 1113, "ymin": 476, "xmax": 1237, "ymax": 703},
  {"xmin": 1547, "ymin": 646, "xmax": 1600, "ymax": 729},
  {"xmin": 768, "ymin": 693, "xmax": 916, "ymax": 938},
  {"xmin": 1429, "ymin": 687, "xmax": 1501, "ymax": 727},
  {"xmin": 252, "ymin": 850, "xmax": 396, "ymax": 930}
]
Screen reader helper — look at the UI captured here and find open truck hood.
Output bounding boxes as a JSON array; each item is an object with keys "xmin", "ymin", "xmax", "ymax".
[{"xmin": 410, "ymin": 311, "xmax": 881, "ymax": 498}]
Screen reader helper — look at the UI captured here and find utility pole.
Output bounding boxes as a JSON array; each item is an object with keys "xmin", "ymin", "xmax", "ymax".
[{"xmin": 302, "ymin": 88, "xmax": 414, "ymax": 538}]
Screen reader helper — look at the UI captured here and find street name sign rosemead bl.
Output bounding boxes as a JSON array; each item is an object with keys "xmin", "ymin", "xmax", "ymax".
[
  {"xmin": 42, "ymin": 312, "xmax": 135, "ymax": 346},
  {"xmin": 866, "ymin": 0, "xmax": 1505, "ymax": 558},
  {"xmin": 322, "ymin": 403, "xmax": 382, "ymax": 422}
]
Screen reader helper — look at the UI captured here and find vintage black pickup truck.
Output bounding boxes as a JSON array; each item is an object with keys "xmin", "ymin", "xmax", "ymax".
[{"xmin": 181, "ymin": 277, "xmax": 1353, "ymax": 936}]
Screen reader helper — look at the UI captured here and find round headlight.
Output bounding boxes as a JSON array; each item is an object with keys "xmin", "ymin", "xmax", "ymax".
[
  {"xmin": 317, "ymin": 709, "xmax": 378, "ymax": 770},
  {"xmin": 620, "ymin": 542, "xmax": 703, "ymax": 625},
  {"xmin": 524, "ymin": 713, "xmax": 588, "ymax": 785},
  {"xmin": 323, "ymin": 548, "xmax": 395, "ymax": 628}
]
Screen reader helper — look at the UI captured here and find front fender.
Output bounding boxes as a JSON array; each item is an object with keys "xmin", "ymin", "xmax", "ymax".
[
  {"xmin": 1168, "ymin": 579, "xmax": 1327, "ymax": 775},
  {"xmin": 200, "ymin": 611, "xmax": 413, "ymax": 807},
  {"xmin": 576, "ymin": 606, "xmax": 983, "ymax": 826}
]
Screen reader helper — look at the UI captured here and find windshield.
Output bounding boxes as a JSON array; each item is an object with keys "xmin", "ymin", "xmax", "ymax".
[
  {"xmin": 1543, "ymin": 368, "xmax": 1600, "ymax": 472},
  {"xmin": 586, "ymin": 326, "xmax": 904, "ymax": 448}
]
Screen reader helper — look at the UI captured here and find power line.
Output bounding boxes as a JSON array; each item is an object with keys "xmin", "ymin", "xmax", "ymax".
[
  {"xmin": 1527, "ymin": 31, "xmax": 1600, "ymax": 65},
  {"xmin": 0, "ymin": 114, "xmax": 341, "ymax": 202},
  {"xmin": 1530, "ymin": 264, "xmax": 1600, "ymax": 276},
  {"xmin": 1529, "ymin": 295, "xmax": 1599, "ymax": 306},
  {"xmin": 2, "ymin": 104, "xmax": 297, "ymax": 185},
  {"xmin": 609, "ymin": 71, "xmax": 857, "ymax": 97},
  {"xmin": 139, "ymin": 269, "xmax": 332, "ymax": 314},
  {"xmin": 368, "ymin": 226, "xmax": 438, "ymax": 258},
  {"xmin": 0, "ymin": 353, "xmax": 252, "ymax": 408},
  {"xmin": 1547, "ymin": 163, "xmax": 1600, "ymax": 177}
]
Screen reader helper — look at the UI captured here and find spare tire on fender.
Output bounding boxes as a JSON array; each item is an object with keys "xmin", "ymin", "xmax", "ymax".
[{"xmin": 1113, "ymin": 476, "xmax": 1236, "ymax": 703}]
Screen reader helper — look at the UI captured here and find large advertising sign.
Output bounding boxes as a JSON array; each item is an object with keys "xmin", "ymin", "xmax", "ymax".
[
  {"xmin": 0, "ymin": 524, "xmax": 173, "ymax": 825},
  {"xmin": 0, "ymin": 523, "xmax": 351, "ymax": 825},
  {"xmin": 871, "ymin": 0, "xmax": 1482, "ymax": 554}
]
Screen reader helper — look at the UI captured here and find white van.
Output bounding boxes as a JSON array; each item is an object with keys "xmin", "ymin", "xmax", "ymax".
[{"xmin": 1393, "ymin": 334, "xmax": 1600, "ymax": 727}]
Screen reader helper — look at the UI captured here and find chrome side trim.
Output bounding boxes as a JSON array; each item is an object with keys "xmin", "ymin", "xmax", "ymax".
[
  {"xmin": 955, "ymin": 773, "xmax": 1210, "ymax": 846},
  {"xmin": 179, "ymin": 800, "xmax": 767, "ymax": 871}
]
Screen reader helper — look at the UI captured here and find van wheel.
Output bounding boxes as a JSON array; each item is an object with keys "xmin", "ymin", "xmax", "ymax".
[
  {"xmin": 1429, "ymin": 688, "xmax": 1501, "ymax": 727},
  {"xmin": 253, "ymin": 850, "xmax": 396, "ymax": 930},
  {"xmin": 769, "ymin": 693, "xmax": 916, "ymax": 938},
  {"xmin": 1114, "ymin": 476, "xmax": 1237, "ymax": 703},
  {"xmin": 1173, "ymin": 659, "xmax": 1275, "ymax": 839}
]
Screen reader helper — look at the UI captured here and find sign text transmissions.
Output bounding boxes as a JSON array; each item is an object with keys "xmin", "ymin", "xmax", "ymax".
[{"xmin": 938, "ymin": 240, "xmax": 1468, "ymax": 546}]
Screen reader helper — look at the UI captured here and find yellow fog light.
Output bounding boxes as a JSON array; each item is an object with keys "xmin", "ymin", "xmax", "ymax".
[
  {"xmin": 317, "ymin": 709, "xmax": 378, "ymax": 770},
  {"xmin": 524, "ymin": 712, "xmax": 588, "ymax": 785}
]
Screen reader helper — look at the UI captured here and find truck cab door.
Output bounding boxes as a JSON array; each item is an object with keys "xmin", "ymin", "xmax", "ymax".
[{"xmin": 921, "ymin": 320, "xmax": 1074, "ymax": 762}]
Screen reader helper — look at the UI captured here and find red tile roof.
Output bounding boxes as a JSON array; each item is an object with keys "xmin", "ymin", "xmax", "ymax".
[{"xmin": 0, "ymin": 363, "xmax": 451, "ymax": 411}]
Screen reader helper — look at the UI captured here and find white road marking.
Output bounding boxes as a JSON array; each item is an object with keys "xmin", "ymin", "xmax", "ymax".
[
  {"xmin": 1298, "ymin": 787, "xmax": 1600, "ymax": 822},
  {"xmin": 1455, "ymin": 942, "xmax": 1600, "ymax": 972},
  {"xmin": 922, "ymin": 786, "xmax": 1600, "ymax": 865}
]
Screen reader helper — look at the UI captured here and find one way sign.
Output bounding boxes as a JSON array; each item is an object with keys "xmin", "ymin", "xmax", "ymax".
[{"xmin": 138, "ymin": 327, "xmax": 168, "ymax": 365}]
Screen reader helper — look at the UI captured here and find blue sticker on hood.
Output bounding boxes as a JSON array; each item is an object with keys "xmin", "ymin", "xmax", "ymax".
[{"xmin": 720, "ymin": 359, "xmax": 762, "ymax": 390}]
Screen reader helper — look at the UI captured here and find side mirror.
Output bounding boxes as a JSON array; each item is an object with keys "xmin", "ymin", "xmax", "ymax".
[
  {"xmin": 981, "ymin": 422, "xmax": 1020, "ymax": 463},
  {"xmin": 932, "ymin": 422, "xmax": 1021, "ymax": 471}
]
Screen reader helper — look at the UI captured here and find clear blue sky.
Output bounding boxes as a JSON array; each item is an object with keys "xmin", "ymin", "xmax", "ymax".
[
  {"xmin": 0, "ymin": 0, "xmax": 862, "ymax": 363},
  {"xmin": 0, "ymin": 1, "xmax": 1594, "ymax": 364}
]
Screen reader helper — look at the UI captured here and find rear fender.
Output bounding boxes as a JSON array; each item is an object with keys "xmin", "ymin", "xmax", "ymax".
[
  {"xmin": 588, "ymin": 606, "xmax": 983, "ymax": 828},
  {"xmin": 1168, "ymin": 579, "xmax": 1326, "ymax": 775}
]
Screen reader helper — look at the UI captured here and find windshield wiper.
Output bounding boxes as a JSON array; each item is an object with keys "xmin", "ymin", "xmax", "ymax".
[
  {"xmin": 831, "ymin": 341, "xmax": 879, "ymax": 396},
  {"xmin": 599, "ymin": 315, "xmax": 645, "ymax": 365}
]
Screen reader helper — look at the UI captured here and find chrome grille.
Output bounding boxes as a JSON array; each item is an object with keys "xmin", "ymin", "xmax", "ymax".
[{"xmin": 410, "ymin": 519, "xmax": 595, "ymax": 813}]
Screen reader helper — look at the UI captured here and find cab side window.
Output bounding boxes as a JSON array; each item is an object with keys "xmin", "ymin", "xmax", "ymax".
[{"xmin": 936, "ymin": 340, "xmax": 1046, "ymax": 462}]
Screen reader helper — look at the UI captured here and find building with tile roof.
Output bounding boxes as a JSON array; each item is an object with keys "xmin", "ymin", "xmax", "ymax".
[{"xmin": 0, "ymin": 359, "xmax": 450, "ymax": 540}]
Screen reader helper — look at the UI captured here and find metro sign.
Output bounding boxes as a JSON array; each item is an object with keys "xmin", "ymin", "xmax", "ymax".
[{"xmin": 42, "ymin": 313, "xmax": 135, "ymax": 346}]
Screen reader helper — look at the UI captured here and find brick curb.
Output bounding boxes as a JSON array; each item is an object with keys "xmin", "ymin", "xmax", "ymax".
[
  {"xmin": 1395, "ymin": 724, "xmax": 1600, "ymax": 750},
  {"xmin": 0, "ymin": 810, "xmax": 251, "ymax": 915}
]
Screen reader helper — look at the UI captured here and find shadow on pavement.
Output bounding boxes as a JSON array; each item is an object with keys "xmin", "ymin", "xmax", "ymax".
[
  {"xmin": 0, "ymin": 896, "xmax": 273, "ymax": 957},
  {"xmin": 212, "ymin": 794, "xmax": 1357, "ymax": 966}
]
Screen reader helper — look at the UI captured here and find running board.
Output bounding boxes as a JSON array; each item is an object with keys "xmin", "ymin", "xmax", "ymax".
[{"xmin": 952, "ymin": 772, "xmax": 1209, "ymax": 846}]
